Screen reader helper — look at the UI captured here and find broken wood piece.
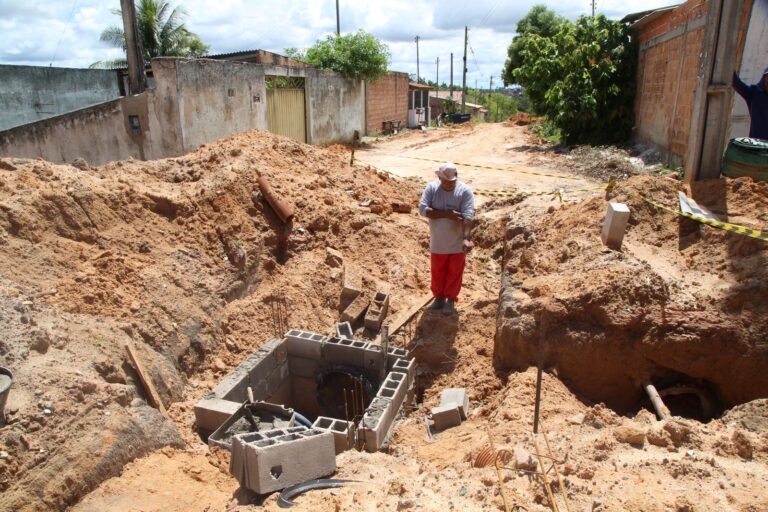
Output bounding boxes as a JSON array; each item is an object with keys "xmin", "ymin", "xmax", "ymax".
[
  {"xmin": 643, "ymin": 381, "xmax": 670, "ymax": 420},
  {"xmin": 391, "ymin": 202, "xmax": 412, "ymax": 214},
  {"xmin": 257, "ymin": 176, "xmax": 295, "ymax": 223},
  {"xmin": 125, "ymin": 342, "xmax": 168, "ymax": 418},
  {"xmin": 375, "ymin": 292, "xmax": 432, "ymax": 343}
]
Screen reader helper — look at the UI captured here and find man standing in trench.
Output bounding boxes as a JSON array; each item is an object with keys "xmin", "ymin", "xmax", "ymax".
[
  {"xmin": 419, "ymin": 163, "xmax": 474, "ymax": 315},
  {"xmin": 733, "ymin": 67, "xmax": 768, "ymax": 140}
]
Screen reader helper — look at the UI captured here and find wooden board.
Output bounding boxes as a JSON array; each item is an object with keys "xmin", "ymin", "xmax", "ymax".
[
  {"xmin": 125, "ymin": 343, "xmax": 168, "ymax": 418},
  {"xmin": 375, "ymin": 292, "xmax": 433, "ymax": 343}
]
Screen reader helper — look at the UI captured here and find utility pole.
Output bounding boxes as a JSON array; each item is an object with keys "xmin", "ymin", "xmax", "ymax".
[
  {"xmin": 591, "ymin": 0, "xmax": 596, "ymax": 17},
  {"xmin": 336, "ymin": 0, "xmax": 340, "ymax": 35},
  {"xmin": 121, "ymin": 0, "xmax": 146, "ymax": 95},
  {"xmin": 414, "ymin": 36, "xmax": 420, "ymax": 84},
  {"xmin": 461, "ymin": 26, "xmax": 468, "ymax": 114},
  {"xmin": 488, "ymin": 76, "xmax": 493, "ymax": 122},
  {"xmin": 450, "ymin": 52, "xmax": 454, "ymax": 99},
  {"xmin": 434, "ymin": 57, "xmax": 439, "ymax": 128}
]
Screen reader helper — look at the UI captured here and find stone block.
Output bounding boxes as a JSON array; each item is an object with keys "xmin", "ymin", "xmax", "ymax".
[
  {"xmin": 194, "ymin": 397, "xmax": 241, "ymax": 432},
  {"xmin": 340, "ymin": 293, "xmax": 369, "ymax": 323},
  {"xmin": 341, "ymin": 265, "xmax": 362, "ymax": 300},
  {"xmin": 364, "ymin": 292, "xmax": 390, "ymax": 331},
  {"xmin": 440, "ymin": 388, "xmax": 470, "ymax": 420},
  {"xmin": 313, "ymin": 416, "xmax": 353, "ymax": 454},
  {"xmin": 326, "ymin": 247, "xmax": 343, "ymax": 268},
  {"xmin": 601, "ymin": 202, "xmax": 630, "ymax": 250},
  {"xmin": 431, "ymin": 404, "xmax": 462, "ymax": 431},
  {"xmin": 230, "ymin": 428, "xmax": 336, "ymax": 494}
]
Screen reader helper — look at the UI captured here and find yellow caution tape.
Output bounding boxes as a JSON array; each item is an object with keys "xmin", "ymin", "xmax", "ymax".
[
  {"xmin": 641, "ymin": 195, "xmax": 768, "ymax": 242},
  {"xmin": 400, "ymin": 155, "xmax": 584, "ymax": 182}
]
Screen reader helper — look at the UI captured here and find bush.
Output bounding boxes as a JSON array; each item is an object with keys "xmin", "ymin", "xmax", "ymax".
[
  {"xmin": 513, "ymin": 14, "xmax": 636, "ymax": 144},
  {"xmin": 303, "ymin": 30, "xmax": 390, "ymax": 82}
]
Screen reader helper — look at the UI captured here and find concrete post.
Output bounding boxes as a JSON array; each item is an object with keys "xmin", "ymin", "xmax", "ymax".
[{"xmin": 601, "ymin": 202, "xmax": 631, "ymax": 250}]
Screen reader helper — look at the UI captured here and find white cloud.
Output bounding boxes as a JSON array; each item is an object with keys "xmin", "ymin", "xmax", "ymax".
[{"xmin": 0, "ymin": 0, "xmax": 676, "ymax": 83}]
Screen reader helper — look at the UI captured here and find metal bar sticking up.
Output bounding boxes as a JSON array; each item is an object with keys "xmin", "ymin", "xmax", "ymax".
[
  {"xmin": 533, "ymin": 435, "xmax": 559, "ymax": 512},
  {"xmin": 486, "ymin": 425, "xmax": 511, "ymax": 512},
  {"xmin": 542, "ymin": 431, "xmax": 573, "ymax": 512}
]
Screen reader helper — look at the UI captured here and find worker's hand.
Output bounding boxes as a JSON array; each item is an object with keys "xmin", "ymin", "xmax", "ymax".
[
  {"xmin": 462, "ymin": 239, "xmax": 474, "ymax": 253},
  {"xmin": 449, "ymin": 210, "xmax": 464, "ymax": 222}
]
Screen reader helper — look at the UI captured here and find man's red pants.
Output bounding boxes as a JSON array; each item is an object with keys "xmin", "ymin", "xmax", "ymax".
[{"xmin": 430, "ymin": 252, "xmax": 466, "ymax": 301}]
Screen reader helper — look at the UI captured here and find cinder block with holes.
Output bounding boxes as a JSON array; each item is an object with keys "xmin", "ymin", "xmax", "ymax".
[
  {"xmin": 323, "ymin": 336, "xmax": 368, "ymax": 367},
  {"xmin": 194, "ymin": 398, "xmax": 241, "ymax": 432},
  {"xmin": 377, "ymin": 371, "xmax": 407, "ymax": 406},
  {"xmin": 285, "ymin": 330, "xmax": 326, "ymax": 360},
  {"xmin": 360, "ymin": 396, "xmax": 395, "ymax": 452},
  {"xmin": 230, "ymin": 426, "xmax": 307, "ymax": 481},
  {"xmin": 312, "ymin": 416, "xmax": 354, "ymax": 454},
  {"xmin": 392, "ymin": 358, "xmax": 416, "ymax": 389},
  {"xmin": 230, "ymin": 428, "xmax": 336, "ymax": 494}
]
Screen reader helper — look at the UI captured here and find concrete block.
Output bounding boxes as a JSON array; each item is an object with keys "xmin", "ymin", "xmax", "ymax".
[
  {"xmin": 194, "ymin": 397, "xmax": 241, "ymax": 432},
  {"xmin": 212, "ymin": 338, "xmax": 284, "ymax": 403},
  {"xmin": 233, "ymin": 428, "xmax": 336, "ymax": 494},
  {"xmin": 335, "ymin": 321, "xmax": 354, "ymax": 339},
  {"xmin": 341, "ymin": 265, "xmax": 362, "ymax": 300},
  {"xmin": 361, "ymin": 396, "xmax": 396, "ymax": 452},
  {"xmin": 266, "ymin": 361, "xmax": 289, "ymax": 396},
  {"xmin": 601, "ymin": 202, "xmax": 631, "ymax": 250},
  {"xmin": 364, "ymin": 292, "xmax": 390, "ymax": 331},
  {"xmin": 285, "ymin": 330, "xmax": 326, "ymax": 359},
  {"xmin": 392, "ymin": 358, "xmax": 416, "ymax": 389},
  {"xmin": 386, "ymin": 346, "xmax": 410, "ymax": 369},
  {"xmin": 323, "ymin": 336, "xmax": 368, "ymax": 367},
  {"xmin": 313, "ymin": 416, "xmax": 353, "ymax": 454},
  {"xmin": 288, "ymin": 355, "xmax": 319, "ymax": 378},
  {"xmin": 230, "ymin": 426, "xmax": 308, "ymax": 487},
  {"xmin": 440, "ymin": 388, "xmax": 470, "ymax": 420},
  {"xmin": 209, "ymin": 401, "xmax": 296, "ymax": 451},
  {"xmin": 362, "ymin": 342, "xmax": 385, "ymax": 373},
  {"xmin": 431, "ymin": 404, "xmax": 462, "ymax": 431},
  {"xmin": 377, "ymin": 371, "xmax": 407, "ymax": 407},
  {"xmin": 340, "ymin": 293, "xmax": 369, "ymax": 323}
]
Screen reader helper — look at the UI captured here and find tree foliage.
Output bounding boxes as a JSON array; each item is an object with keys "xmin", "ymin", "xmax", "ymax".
[
  {"xmin": 91, "ymin": 0, "xmax": 208, "ymax": 69},
  {"xmin": 512, "ymin": 14, "xmax": 636, "ymax": 144},
  {"xmin": 302, "ymin": 30, "xmax": 390, "ymax": 81},
  {"xmin": 501, "ymin": 5, "xmax": 566, "ymax": 87}
]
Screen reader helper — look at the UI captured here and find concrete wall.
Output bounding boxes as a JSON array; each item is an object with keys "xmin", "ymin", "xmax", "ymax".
[
  {"xmin": 730, "ymin": 0, "xmax": 768, "ymax": 139},
  {"xmin": 365, "ymin": 72, "xmax": 409, "ymax": 134},
  {"xmin": 0, "ymin": 65, "xmax": 121, "ymax": 131},
  {"xmin": 170, "ymin": 59, "xmax": 268, "ymax": 152},
  {"xmin": 0, "ymin": 58, "xmax": 366, "ymax": 165},
  {"xmin": 633, "ymin": 0, "xmax": 709, "ymax": 167}
]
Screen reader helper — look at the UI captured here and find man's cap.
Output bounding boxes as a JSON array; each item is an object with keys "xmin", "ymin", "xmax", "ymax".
[{"xmin": 437, "ymin": 162, "xmax": 458, "ymax": 181}]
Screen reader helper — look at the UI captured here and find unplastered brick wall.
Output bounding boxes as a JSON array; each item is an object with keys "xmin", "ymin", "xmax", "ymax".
[
  {"xmin": 366, "ymin": 72, "xmax": 409, "ymax": 134},
  {"xmin": 633, "ymin": 0, "xmax": 709, "ymax": 167}
]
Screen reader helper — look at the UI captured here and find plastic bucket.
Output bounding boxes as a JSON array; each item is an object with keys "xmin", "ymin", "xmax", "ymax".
[
  {"xmin": 0, "ymin": 366, "xmax": 12, "ymax": 427},
  {"xmin": 722, "ymin": 137, "xmax": 768, "ymax": 180}
]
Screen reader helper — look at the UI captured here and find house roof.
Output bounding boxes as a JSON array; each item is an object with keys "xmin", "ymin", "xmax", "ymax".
[
  {"xmin": 409, "ymin": 82, "xmax": 432, "ymax": 90},
  {"xmin": 621, "ymin": 4, "xmax": 681, "ymax": 30}
]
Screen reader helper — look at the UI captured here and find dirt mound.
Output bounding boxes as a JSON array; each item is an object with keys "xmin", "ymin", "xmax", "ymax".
[
  {"xmin": 504, "ymin": 112, "xmax": 535, "ymax": 126},
  {"xmin": 495, "ymin": 174, "xmax": 768, "ymax": 415},
  {"xmin": 0, "ymin": 130, "xmax": 427, "ymax": 510}
]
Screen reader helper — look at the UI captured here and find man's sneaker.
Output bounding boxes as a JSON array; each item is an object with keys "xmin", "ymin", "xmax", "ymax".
[
  {"xmin": 428, "ymin": 297, "xmax": 446, "ymax": 310},
  {"xmin": 442, "ymin": 299, "xmax": 456, "ymax": 315}
]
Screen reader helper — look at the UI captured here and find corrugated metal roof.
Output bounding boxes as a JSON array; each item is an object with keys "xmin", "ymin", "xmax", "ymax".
[{"xmin": 622, "ymin": 4, "xmax": 681, "ymax": 30}]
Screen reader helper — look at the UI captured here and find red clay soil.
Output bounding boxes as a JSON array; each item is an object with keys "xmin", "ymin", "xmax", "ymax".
[{"xmin": 495, "ymin": 174, "xmax": 768, "ymax": 414}]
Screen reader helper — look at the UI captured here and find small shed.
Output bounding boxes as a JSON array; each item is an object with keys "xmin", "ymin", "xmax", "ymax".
[{"xmin": 408, "ymin": 82, "xmax": 431, "ymax": 128}]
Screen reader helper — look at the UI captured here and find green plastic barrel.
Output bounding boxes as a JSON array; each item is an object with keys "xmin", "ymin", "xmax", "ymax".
[{"xmin": 722, "ymin": 137, "xmax": 768, "ymax": 180}]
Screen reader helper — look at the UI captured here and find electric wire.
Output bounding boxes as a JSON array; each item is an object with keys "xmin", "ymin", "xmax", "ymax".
[{"xmin": 50, "ymin": 0, "xmax": 80, "ymax": 66}]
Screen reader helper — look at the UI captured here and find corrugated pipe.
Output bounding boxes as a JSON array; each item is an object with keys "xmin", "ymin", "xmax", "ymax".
[{"xmin": 294, "ymin": 411, "xmax": 312, "ymax": 428}]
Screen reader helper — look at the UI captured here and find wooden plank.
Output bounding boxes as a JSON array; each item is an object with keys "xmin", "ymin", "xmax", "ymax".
[
  {"xmin": 125, "ymin": 342, "xmax": 168, "ymax": 418},
  {"xmin": 375, "ymin": 292, "xmax": 432, "ymax": 342}
]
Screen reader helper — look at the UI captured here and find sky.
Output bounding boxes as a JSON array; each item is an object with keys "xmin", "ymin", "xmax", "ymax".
[{"xmin": 0, "ymin": 0, "xmax": 677, "ymax": 87}]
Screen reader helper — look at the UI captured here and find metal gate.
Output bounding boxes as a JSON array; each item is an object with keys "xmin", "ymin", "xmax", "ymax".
[{"xmin": 266, "ymin": 76, "xmax": 306, "ymax": 143}]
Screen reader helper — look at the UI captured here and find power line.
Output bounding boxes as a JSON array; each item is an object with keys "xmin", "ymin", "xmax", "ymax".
[
  {"xmin": 480, "ymin": 0, "xmax": 502, "ymax": 26},
  {"xmin": 50, "ymin": 0, "xmax": 80, "ymax": 66}
]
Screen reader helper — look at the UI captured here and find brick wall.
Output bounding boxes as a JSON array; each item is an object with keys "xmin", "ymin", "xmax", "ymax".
[
  {"xmin": 366, "ymin": 72, "xmax": 409, "ymax": 134},
  {"xmin": 633, "ymin": 0, "xmax": 709, "ymax": 166}
]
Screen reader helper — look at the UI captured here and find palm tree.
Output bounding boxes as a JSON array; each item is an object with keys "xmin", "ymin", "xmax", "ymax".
[{"xmin": 90, "ymin": 0, "xmax": 208, "ymax": 69}]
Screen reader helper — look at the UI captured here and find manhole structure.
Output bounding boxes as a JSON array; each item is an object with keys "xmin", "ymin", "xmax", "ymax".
[{"xmin": 195, "ymin": 329, "xmax": 416, "ymax": 494}]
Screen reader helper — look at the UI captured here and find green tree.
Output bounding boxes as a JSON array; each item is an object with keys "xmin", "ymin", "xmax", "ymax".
[
  {"xmin": 513, "ymin": 14, "xmax": 636, "ymax": 144},
  {"xmin": 501, "ymin": 5, "xmax": 566, "ymax": 86},
  {"xmin": 91, "ymin": 0, "xmax": 208, "ymax": 69},
  {"xmin": 303, "ymin": 30, "xmax": 390, "ymax": 81}
]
